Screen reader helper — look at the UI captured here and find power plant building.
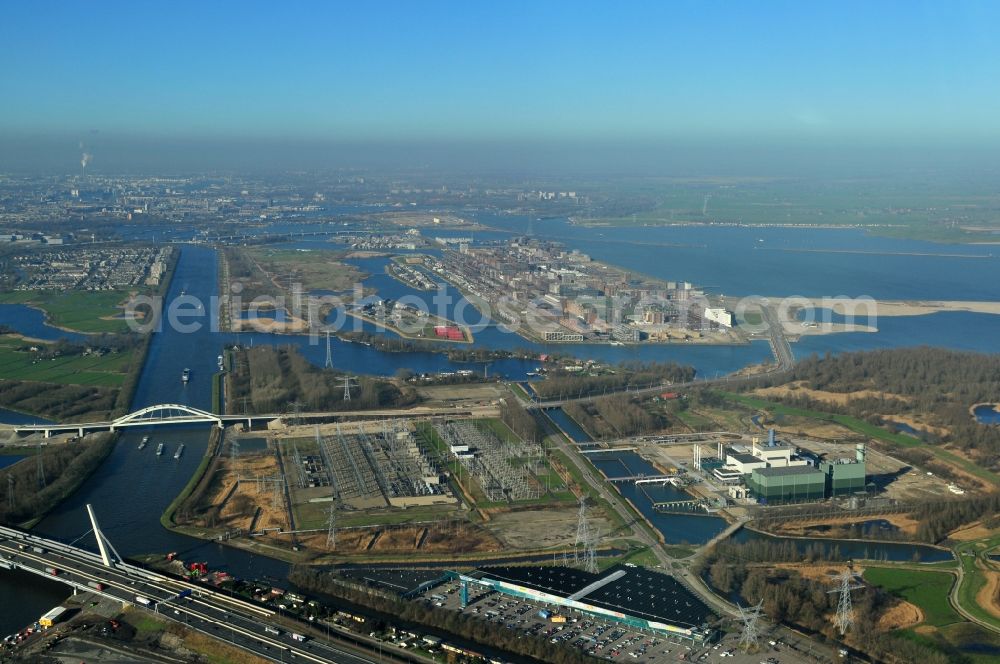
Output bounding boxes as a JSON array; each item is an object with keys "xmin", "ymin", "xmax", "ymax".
[
  {"xmin": 747, "ymin": 465, "xmax": 827, "ymax": 503},
  {"xmin": 720, "ymin": 431, "xmax": 868, "ymax": 504}
]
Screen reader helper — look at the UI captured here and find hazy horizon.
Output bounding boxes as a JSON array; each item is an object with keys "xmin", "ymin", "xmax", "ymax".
[{"xmin": 4, "ymin": 133, "xmax": 1000, "ymax": 178}]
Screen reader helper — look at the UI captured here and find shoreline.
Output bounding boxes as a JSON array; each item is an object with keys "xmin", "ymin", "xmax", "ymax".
[
  {"xmin": 778, "ymin": 297, "xmax": 1000, "ymax": 318},
  {"xmin": 742, "ymin": 522, "xmax": 954, "ymax": 556}
]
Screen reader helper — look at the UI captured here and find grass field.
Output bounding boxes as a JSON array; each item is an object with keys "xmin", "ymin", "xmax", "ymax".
[
  {"xmin": 509, "ymin": 382, "xmax": 532, "ymax": 401},
  {"xmin": 865, "ymin": 563, "xmax": 1000, "ymax": 664},
  {"xmin": 0, "ymin": 289, "xmax": 135, "ymax": 333},
  {"xmin": 954, "ymin": 534, "xmax": 1000, "ymax": 631},
  {"xmin": 863, "ymin": 567, "xmax": 961, "ymax": 627},
  {"xmin": 247, "ymin": 247, "xmax": 365, "ymax": 293},
  {"xmin": 674, "ymin": 408, "xmax": 715, "ymax": 431},
  {"xmin": 720, "ymin": 392, "xmax": 1000, "ymax": 487},
  {"xmin": 571, "ymin": 179, "xmax": 1000, "ymax": 243},
  {"xmin": 0, "ymin": 335, "xmax": 129, "ymax": 386}
]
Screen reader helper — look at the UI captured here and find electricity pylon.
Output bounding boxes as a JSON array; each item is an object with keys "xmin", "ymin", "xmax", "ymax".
[
  {"xmin": 737, "ymin": 600, "xmax": 764, "ymax": 652},
  {"xmin": 829, "ymin": 569, "xmax": 864, "ymax": 635}
]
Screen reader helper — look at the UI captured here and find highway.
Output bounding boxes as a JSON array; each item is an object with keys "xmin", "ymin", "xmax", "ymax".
[{"xmin": 0, "ymin": 525, "xmax": 409, "ymax": 664}]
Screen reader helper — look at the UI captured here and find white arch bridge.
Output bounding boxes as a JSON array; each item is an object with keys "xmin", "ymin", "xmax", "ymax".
[{"xmin": 13, "ymin": 403, "xmax": 279, "ymax": 438}]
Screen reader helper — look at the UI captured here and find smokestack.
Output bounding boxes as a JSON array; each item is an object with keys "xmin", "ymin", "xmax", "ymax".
[{"xmin": 768, "ymin": 428, "xmax": 775, "ymax": 447}]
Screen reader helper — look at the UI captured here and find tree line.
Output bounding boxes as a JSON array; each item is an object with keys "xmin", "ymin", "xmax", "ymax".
[
  {"xmin": 531, "ymin": 361, "xmax": 695, "ymax": 400},
  {"xmin": 0, "ymin": 434, "xmax": 115, "ymax": 526},
  {"xmin": 563, "ymin": 394, "xmax": 666, "ymax": 439},
  {"xmin": 0, "ymin": 381, "xmax": 118, "ymax": 422},
  {"xmin": 499, "ymin": 397, "xmax": 543, "ymax": 442},
  {"xmin": 910, "ymin": 494, "xmax": 1000, "ymax": 543},
  {"xmin": 743, "ymin": 347, "xmax": 1000, "ymax": 471},
  {"xmin": 289, "ymin": 566, "xmax": 593, "ymax": 664},
  {"xmin": 696, "ymin": 540, "xmax": 952, "ymax": 664},
  {"xmin": 227, "ymin": 345, "xmax": 419, "ymax": 414}
]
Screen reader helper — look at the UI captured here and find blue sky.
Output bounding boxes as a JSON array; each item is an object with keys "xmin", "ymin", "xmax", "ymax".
[{"xmin": 2, "ymin": 1, "xmax": 999, "ymax": 143}]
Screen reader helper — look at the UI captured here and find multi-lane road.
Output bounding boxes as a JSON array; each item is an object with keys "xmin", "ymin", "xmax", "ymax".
[{"xmin": 0, "ymin": 525, "xmax": 407, "ymax": 664}]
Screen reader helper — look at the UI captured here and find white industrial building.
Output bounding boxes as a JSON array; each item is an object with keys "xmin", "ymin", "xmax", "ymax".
[
  {"xmin": 712, "ymin": 430, "xmax": 810, "ymax": 483},
  {"xmin": 704, "ymin": 307, "xmax": 734, "ymax": 327}
]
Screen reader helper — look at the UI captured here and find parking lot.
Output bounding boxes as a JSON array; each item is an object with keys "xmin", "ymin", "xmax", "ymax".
[{"xmin": 418, "ymin": 582, "xmax": 832, "ymax": 664}]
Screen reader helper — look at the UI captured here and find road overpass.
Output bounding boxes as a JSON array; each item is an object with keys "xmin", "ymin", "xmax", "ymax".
[
  {"xmin": 0, "ymin": 519, "xmax": 413, "ymax": 663},
  {"xmin": 11, "ymin": 403, "xmax": 504, "ymax": 438},
  {"xmin": 12, "ymin": 403, "xmax": 280, "ymax": 438}
]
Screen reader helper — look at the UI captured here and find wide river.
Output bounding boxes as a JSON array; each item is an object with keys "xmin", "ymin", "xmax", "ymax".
[{"xmin": 2, "ymin": 217, "xmax": 998, "ymax": 633}]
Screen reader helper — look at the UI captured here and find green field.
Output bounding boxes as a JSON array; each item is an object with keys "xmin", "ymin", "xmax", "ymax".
[
  {"xmin": 0, "ymin": 289, "xmax": 136, "ymax": 333},
  {"xmin": 863, "ymin": 567, "xmax": 961, "ymax": 627},
  {"xmin": 247, "ymin": 247, "xmax": 366, "ymax": 293},
  {"xmin": 865, "ymin": 564, "xmax": 1000, "ymax": 664},
  {"xmin": 0, "ymin": 335, "xmax": 130, "ymax": 386},
  {"xmin": 572, "ymin": 178, "xmax": 1000, "ymax": 243},
  {"xmin": 954, "ymin": 535, "xmax": 1000, "ymax": 631}
]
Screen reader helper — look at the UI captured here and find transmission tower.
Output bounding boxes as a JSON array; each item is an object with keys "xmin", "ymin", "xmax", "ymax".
[
  {"xmin": 342, "ymin": 375, "xmax": 358, "ymax": 402},
  {"xmin": 324, "ymin": 330, "xmax": 334, "ymax": 369},
  {"xmin": 229, "ymin": 436, "xmax": 241, "ymax": 478},
  {"xmin": 287, "ymin": 400, "xmax": 304, "ymax": 426},
  {"xmin": 271, "ymin": 475, "xmax": 283, "ymax": 511},
  {"xmin": 326, "ymin": 495, "xmax": 338, "ymax": 549},
  {"xmin": 583, "ymin": 527, "xmax": 600, "ymax": 574},
  {"xmin": 737, "ymin": 599, "xmax": 764, "ymax": 652},
  {"xmin": 574, "ymin": 500, "xmax": 590, "ymax": 567},
  {"xmin": 829, "ymin": 569, "xmax": 864, "ymax": 635},
  {"xmin": 35, "ymin": 441, "xmax": 46, "ymax": 489}
]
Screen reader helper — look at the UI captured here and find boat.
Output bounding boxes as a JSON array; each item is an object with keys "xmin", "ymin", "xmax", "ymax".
[
  {"xmin": 217, "ymin": 354, "xmax": 224, "ymax": 370},
  {"xmin": 155, "ymin": 443, "xmax": 164, "ymax": 456},
  {"xmin": 182, "ymin": 368, "xmax": 190, "ymax": 383},
  {"xmin": 174, "ymin": 444, "xmax": 185, "ymax": 460},
  {"xmin": 138, "ymin": 436, "xmax": 148, "ymax": 450}
]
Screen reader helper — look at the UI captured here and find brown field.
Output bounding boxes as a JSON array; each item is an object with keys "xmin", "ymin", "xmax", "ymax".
[
  {"xmin": 877, "ymin": 599, "xmax": 925, "ymax": 630},
  {"xmin": 976, "ymin": 567, "xmax": 1000, "ymax": 620},
  {"xmin": 764, "ymin": 563, "xmax": 850, "ymax": 582},
  {"xmin": 949, "ymin": 522, "xmax": 1000, "ymax": 541},
  {"xmin": 753, "ymin": 382, "xmax": 910, "ymax": 407},
  {"xmin": 294, "ymin": 521, "xmax": 500, "ymax": 556},
  {"xmin": 415, "ymin": 382, "xmax": 506, "ymax": 404},
  {"xmin": 882, "ymin": 414, "xmax": 950, "ymax": 437},
  {"xmin": 766, "ymin": 513, "xmax": 921, "ymax": 538},
  {"xmin": 758, "ymin": 563, "xmax": 924, "ymax": 631},
  {"xmin": 484, "ymin": 507, "xmax": 612, "ymax": 549},
  {"xmin": 189, "ymin": 452, "xmax": 288, "ymax": 532}
]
